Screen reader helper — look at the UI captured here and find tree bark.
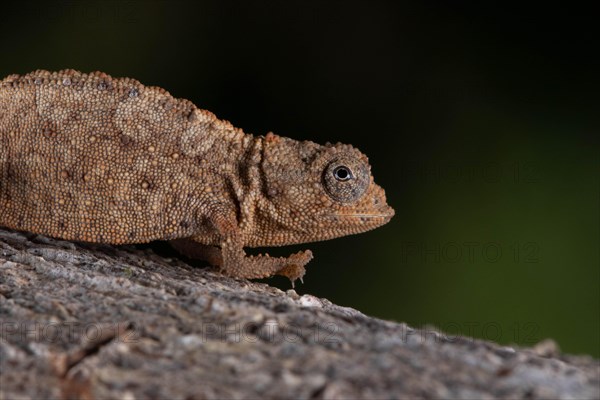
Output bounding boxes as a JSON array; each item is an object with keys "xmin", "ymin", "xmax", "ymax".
[{"xmin": 1, "ymin": 227, "xmax": 598, "ymax": 399}]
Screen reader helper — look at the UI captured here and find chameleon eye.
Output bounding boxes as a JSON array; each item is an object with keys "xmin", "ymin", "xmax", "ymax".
[
  {"xmin": 333, "ymin": 166, "xmax": 352, "ymax": 181},
  {"xmin": 323, "ymin": 155, "xmax": 369, "ymax": 203}
]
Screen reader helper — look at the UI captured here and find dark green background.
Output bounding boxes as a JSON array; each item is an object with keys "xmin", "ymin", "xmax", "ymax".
[{"xmin": 1, "ymin": 1, "xmax": 597, "ymax": 356}]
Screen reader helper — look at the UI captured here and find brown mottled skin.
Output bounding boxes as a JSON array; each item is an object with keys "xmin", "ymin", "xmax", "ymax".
[{"xmin": 0, "ymin": 70, "xmax": 394, "ymax": 283}]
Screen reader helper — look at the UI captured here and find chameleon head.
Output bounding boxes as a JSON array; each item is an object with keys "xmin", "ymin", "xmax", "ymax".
[
  {"xmin": 317, "ymin": 146, "xmax": 395, "ymax": 237},
  {"xmin": 253, "ymin": 135, "xmax": 394, "ymax": 246}
]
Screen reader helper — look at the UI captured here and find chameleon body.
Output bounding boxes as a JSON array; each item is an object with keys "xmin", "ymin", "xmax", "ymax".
[{"xmin": 0, "ymin": 70, "xmax": 394, "ymax": 282}]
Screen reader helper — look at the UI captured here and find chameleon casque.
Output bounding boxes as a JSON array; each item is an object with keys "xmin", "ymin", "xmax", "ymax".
[{"xmin": 0, "ymin": 70, "xmax": 394, "ymax": 283}]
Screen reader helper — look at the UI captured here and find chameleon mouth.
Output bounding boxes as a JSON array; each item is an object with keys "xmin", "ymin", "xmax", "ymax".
[
  {"xmin": 326, "ymin": 206, "xmax": 395, "ymax": 221},
  {"xmin": 329, "ymin": 213, "xmax": 392, "ymax": 219}
]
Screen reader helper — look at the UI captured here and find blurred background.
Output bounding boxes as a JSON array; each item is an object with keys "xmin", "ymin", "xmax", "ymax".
[{"xmin": 1, "ymin": 1, "xmax": 597, "ymax": 356}]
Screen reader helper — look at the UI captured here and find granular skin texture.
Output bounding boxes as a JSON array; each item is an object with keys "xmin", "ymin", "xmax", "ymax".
[{"xmin": 0, "ymin": 70, "xmax": 394, "ymax": 282}]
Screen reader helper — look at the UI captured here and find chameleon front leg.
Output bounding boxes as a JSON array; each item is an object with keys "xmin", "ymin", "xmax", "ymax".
[
  {"xmin": 219, "ymin": 237, "xmax": 313, "ymax": 283},
  {"xmin": 171, "ymin": 237, "xmax": 312, "ymax": 283},
  {"xmin": 170, "ymin": 207, "xmax": 313, "ymax": 283}
]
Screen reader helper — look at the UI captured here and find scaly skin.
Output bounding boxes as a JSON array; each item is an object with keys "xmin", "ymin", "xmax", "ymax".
[{"xmin": 0, "ymin": 70, "xmax": 394, "ymax": 283}]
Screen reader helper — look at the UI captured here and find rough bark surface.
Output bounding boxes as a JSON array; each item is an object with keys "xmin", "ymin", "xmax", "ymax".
[{"xmin": 0, "ymin": 227, "xmax": 598, "ymax": 399}]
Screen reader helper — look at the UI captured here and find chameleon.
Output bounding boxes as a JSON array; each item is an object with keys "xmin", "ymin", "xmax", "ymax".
[{"xmin": 0, "ymin": 70, "xmax": 394, "ymax": 283}]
